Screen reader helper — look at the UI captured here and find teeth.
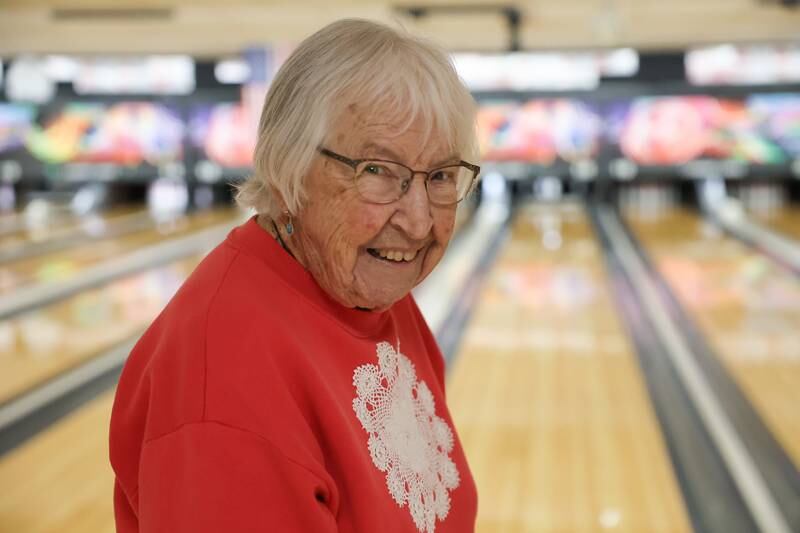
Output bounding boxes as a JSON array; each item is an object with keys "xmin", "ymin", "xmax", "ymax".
[{"xmin": 375, "ymin": 249, "xmax": 418, "ymax": 262}]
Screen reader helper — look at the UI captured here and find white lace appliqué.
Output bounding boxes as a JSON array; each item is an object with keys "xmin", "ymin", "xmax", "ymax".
[{"xmin": 352, "ymin": 341, "xmax": 460, "ymax": 533}]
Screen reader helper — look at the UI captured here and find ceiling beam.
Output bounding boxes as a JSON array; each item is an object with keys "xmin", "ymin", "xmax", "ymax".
[{"xmin": 0, "ymin": 2, "xmax": 798, "ymax": 56}]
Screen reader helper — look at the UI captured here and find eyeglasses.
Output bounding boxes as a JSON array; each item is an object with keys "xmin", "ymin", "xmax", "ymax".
[{"xmin": 319, "ymin": 147, "xmax": 480, "ymax": 206}]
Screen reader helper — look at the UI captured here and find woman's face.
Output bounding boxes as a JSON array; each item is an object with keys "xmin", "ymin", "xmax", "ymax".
[{"xmin": 289, "ymin": 106, "xmax": 460, "ymax": 311}]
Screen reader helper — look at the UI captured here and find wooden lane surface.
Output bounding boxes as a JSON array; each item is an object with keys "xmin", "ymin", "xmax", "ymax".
[
  {"xmin": 0, "ymin": 207, "xmax": 238, "ymax": 295},
  {"xmin": 0, "ymin": 205, "xmax": 142, "ymax": 250},
  {"xmin": 0, "ymin": 208, "xmax": 24, "ymax": 236},
  {"xmin": 625, "ymin": 208, "xmax": 800, "ymax": 469},
  {"xmin": 447, "ymin": 202, "xmax": 691, "ymax": 533},
  {"xmin": 753, "ymin": 207, "xmax": 800, "ymax": 241},
  {"xmin": 0, "ymin": 255, "xmax": 201, "ymax": 405},
  {"xmin": 0, "ymin": 390, "xmax": 116, "ymax": 533},
  {"xmin": 0, "ymin": 210, "xmax": 242, "ymax": 531}
]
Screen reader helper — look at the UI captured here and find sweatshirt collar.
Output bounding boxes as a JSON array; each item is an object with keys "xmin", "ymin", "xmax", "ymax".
[{"xmin": 228, "ymin": 215, "xmax": 390, "ymax": 337}]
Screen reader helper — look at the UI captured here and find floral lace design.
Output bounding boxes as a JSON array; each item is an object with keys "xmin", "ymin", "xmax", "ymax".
[{"xmin": 352, "ymin": 341, "xmax": 460, "ymax": 533}]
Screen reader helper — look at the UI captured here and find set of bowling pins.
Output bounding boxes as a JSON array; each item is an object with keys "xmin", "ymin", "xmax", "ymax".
[{"xmin": 618, "ymin": 183, "xmax": 678, "ymax": 218}]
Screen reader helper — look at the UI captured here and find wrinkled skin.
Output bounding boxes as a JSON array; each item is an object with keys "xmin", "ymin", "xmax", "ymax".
[{"xmin": 264, "ymin": 108, "xmax": 459, "ymax": 312}]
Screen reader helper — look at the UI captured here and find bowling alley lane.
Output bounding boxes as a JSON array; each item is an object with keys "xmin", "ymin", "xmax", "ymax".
[
  {"xmin": 0, "ymin": 390, "xmax": 116, "ymax": 533},
  {"xmin": 624, "ymin": 208, "xmax": 800, "ymax": 468},
  {"xmin": 0, "ymin": 254, "xmax": 201, "ymax": 405},
  {"xmin": 0, "ymin": 208, "xmax": 25, "ymax": 235},
  {"xmin": 0, "ymin": 206, "xmax": 239, "ymax": 295},
  {"xmin": 447, "ymin": 202, "xmax": 691, "ymax": 533},
  {"xmin": 753, "ymin": 206, "xmax": 800, "ymax": 241},
  {"xmin": 0, "ymin": 204, "xmax": 146, "ymax": 251}
]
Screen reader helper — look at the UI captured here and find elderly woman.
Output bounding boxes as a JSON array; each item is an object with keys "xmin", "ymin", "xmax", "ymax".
[{"xmin": 110, "ymin": 18, "xmax": 480, "ymax": 533}]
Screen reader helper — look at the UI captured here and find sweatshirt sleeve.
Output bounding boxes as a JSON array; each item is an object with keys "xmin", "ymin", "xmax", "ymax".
[{"xmin": 136, "ymin": 421, "xmax": 338, "ymax": 532}]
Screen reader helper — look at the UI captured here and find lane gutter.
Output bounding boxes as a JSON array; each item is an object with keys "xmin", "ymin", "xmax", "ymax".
[
  {"xmin": 615, "ymin": 208, "xmax": 800, "ymax": 530},
  {"xmin": 435, "ymin": 218, "xmax": 509, "ymax": 364},
  {"xmin": 589, "ymin": 201, "xmax": 796, "ymax": 533},
  {"xmin": 0, "ymin": 338, "xmax": 138, "ymax": 457}
]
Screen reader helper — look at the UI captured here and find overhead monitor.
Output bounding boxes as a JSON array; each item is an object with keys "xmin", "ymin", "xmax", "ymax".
[
  {"xmin": 612, "ymin": 95, "xmax": 794, "ymax": 166},
  {"xmin": 189, "ymin": 103, "xmax": 255, "ymax": 170},
  {"xmin": 478, "ymin": 99, "xmax": 602, "ymax": 164},
  {"xmin": 477, "ymin": 93, "xmax": 800, "ymax": 173},
  {"xmin": 25, "ymin": 102, "xmax": 184, "ymax": 166}
]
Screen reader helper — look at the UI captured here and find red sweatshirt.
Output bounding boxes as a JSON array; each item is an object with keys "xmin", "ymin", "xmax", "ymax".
[{"xmin": 109, "ymin": 216, "xmax": 477, "ymax": 533}]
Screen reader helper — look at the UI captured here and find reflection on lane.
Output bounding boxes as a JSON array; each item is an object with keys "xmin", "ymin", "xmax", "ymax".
[
  {"xmin": 0, "ymin": 205, "xmax": 144, "ymax": 251},
  {"xmin": 753, "ymin": 207, "xmax": 800, "ymax": 242},
  {"xmin": 447, "ymin": 202, "xmax": 691, "ymax": 533},
  {"xmin": 0, "ymin": 207, "xmax": 239, "ymax": 295},
  {"xmin": 0, "ymin": 255, "xmax": 200, "ymax": 404},
  {"xmin": 626, "ymin": 208, "xmax": 800, "ymax": 468}
]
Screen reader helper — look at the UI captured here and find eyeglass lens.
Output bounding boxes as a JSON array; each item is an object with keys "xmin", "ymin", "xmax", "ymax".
[{"xmin": 354, "ymin": 161, "xmax": 473, "ymax": 205}]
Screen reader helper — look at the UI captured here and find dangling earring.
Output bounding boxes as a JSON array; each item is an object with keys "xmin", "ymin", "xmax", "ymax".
[{"xmin": 284, "ymin": 211, "xmax": 294, "ymax": 236}]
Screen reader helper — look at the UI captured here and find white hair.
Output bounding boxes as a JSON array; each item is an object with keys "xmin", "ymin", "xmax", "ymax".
[{"xmin": 235, "ymin": 18, "xmax": 479, "ymax": 216}]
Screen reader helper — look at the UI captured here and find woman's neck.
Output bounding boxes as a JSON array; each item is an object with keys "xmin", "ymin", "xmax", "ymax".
[{"xmin": 256, "ymin": 214, "xmax": 296, "ymax": 260}]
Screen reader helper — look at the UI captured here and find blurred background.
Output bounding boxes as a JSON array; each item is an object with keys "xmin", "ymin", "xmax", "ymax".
[{"xmin": 0, "ymin": 1, "xmax": 799, "ymax": 532}]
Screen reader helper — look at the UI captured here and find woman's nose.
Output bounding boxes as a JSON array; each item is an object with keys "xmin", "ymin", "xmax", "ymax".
[{"xmin": 393, "ymin": 175, "xmax": 434, "ymax": 240}]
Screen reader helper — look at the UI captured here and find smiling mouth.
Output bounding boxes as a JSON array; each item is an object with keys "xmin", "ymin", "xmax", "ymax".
[{"xmin": 367, "ymin": 247, "xmax": 422, "ymax": 263}]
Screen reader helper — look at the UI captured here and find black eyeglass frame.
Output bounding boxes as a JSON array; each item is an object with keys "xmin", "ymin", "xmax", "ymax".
[{"xmin": 319, "ymin": 147, "xmax": 481, "ymax": 206}]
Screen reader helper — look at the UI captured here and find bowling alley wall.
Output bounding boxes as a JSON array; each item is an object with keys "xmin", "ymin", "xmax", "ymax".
[{"xmin": 0, "ymin": 44, "xmax": 799, "ymax": 212}]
